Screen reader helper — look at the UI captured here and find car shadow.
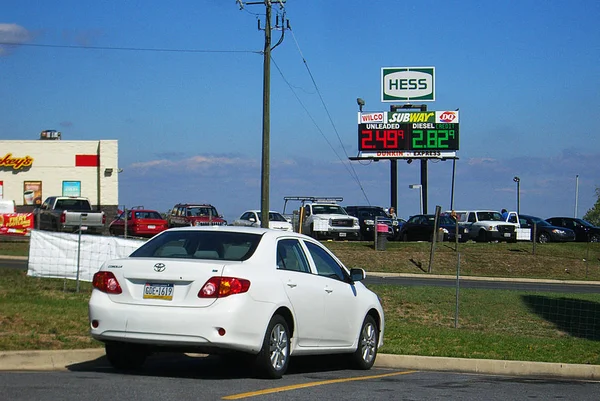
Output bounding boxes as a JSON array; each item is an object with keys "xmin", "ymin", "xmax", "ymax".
[
  {"xmin": 67, "ymin": 353, "xmax": 354, "ymax": 379},
  {"xmin": 521, "ymin": 295, "xmax": 600, "ymax": 341}
]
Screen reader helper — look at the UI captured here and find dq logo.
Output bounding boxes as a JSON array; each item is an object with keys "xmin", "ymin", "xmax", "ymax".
[{"xmin": 439, "ymin": 112, "xmax": 457, "ymax": 123}]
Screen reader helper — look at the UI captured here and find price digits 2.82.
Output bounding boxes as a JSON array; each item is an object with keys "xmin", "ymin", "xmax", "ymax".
[{"xmin": 412, "ymin": 129, "xmax": 455, "ymax": 149}]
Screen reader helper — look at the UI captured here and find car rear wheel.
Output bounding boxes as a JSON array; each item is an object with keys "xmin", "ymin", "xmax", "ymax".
[
  {"xmin": 590, "ymin": 234, "xmax": 600, "ymax": 243},
  {"xmin": 350, "ymin": 315, "xmax": 379, "ymax": 370},
  {"xmin": 105, "ymin": 341, "xmax": 148, "ymax": 371},
  {"xmin": 255, "ymin": 315, "xmax": 290, "ymax": 379},
  {"xmin": 537, "ymin": 232, "xmax": 550, "ymax": 244}
]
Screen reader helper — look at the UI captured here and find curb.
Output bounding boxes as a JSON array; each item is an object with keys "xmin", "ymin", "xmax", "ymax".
[
  {"xmin": 0, "ymin": 349, "xmax": 106, "ymax": 371},
  {"xmin": 1, "ymin": 349, "xmax": 599, "ymax": 380},
  {"xmin": 374, "ymin": 354, "xmax": 600, "ymax": 381}
]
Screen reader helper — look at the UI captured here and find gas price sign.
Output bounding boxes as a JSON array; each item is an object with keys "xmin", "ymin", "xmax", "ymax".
[{"xmin": 357, "ymin": 110, "xmax": 459, "ymax": 159}]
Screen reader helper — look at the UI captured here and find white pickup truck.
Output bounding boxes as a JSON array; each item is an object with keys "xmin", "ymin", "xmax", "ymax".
[
  {"xmin": 452, "ymin": 210, "xmax": 518, "ymax": 242},
  {"xmin": 283, "ymin": 196, "xmax": 360, "ymax": 240}
]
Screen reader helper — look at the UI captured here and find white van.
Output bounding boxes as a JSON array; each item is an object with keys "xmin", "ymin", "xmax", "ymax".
[{"xmin": 0, "ymin": 200, "xmax": 16, "ymax": 213}]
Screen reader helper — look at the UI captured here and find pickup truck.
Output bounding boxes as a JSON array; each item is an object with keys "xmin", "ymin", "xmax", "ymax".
[
  {"xmin": 452, "ymin": 210, "xmax": 518, "ymax": 242},
  {"xmin": 283, "ymin": 196, "xmax": 360, "ymax": 240},
  {"xmin": 34, "ymin": 196, "xmax": 106, "ymax": 234}
]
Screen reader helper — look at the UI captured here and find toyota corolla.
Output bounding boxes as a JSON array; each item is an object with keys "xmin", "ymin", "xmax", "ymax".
[{"xmin": 89, "ymin": 226, "xmax": 384, "ymax": 379}]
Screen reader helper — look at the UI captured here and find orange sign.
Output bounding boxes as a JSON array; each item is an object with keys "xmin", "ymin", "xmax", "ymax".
[
  {"xmin": 0, "ymin": 153, "xmax": 34, "ymax": 170},
  {"xmin": 0, "ymin": 212, "xmax": 33, "ymax": 236}
]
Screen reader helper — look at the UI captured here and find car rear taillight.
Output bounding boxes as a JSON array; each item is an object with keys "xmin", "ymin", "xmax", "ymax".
[
  {"xmin": 60, "ymin": 210, "xmax": 66, "ymax": 224},
  {"xmin": 198, "ymin": 277, "xmax": 250, "ymax": 298},
  {"xmin": 92, "ymin": 271, "xmax": 122, "ymax": 294},
  {"xmin": 102, "ymin": 214, "xmax": 106, "ymax": 225}
]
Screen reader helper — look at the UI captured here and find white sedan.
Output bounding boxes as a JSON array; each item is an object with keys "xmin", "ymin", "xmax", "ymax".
[
  {"xmin": 232, "ymin": 210, "xmax": 293, "ymax": 231},
  {"xmin": 89, "ymin": 226, "xmax": 384, "ymax": 379}
]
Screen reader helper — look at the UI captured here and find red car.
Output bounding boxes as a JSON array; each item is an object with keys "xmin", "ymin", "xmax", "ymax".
[{"xmin": 109, "ymin": 209, "xmax": 168, "ymax": 238}]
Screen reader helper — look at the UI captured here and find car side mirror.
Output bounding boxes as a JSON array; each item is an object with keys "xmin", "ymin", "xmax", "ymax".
[{"xmin": 350, "ymin": 268, "xmax": 366, "ymax": 282}]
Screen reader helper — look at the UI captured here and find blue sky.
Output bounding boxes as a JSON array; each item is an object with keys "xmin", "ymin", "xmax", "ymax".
[{"xmin": 2, "ymin": 0, "xmax": 599, "ymax": 223}]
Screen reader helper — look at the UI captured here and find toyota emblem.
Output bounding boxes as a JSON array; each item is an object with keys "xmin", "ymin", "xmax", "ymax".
[{"xmin": 154, "ymin": 263, "xmax": 166, "ymax": 272}]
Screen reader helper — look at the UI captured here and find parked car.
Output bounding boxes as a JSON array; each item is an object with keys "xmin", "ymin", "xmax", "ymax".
[
  {"xmin": 344, "ymin": 206, "xmax": 395, "ymax": 240},
  {"xmin": 231, "ymin": 210, "xmax": 293, "ymax": 231},
  {"xmin": 167, "ymin": 203, "xmax": 227, "ymax": 228},
  {"xmin": 545, "ymin": 217, "xmax": 600, "ymax": 242},
  {"xmin": 399, "ymin": 214, "xmax": 469, "ymax": 242},
  {"xmin": 514, "ymin": 214, "xmax": 576, "ymax": 243},
  {"xmin": 89, "ymin": 226, "xmax": 384, "ymax": 379},
  {"xmin": 108, "ymin": 209, "xmax": 168, "ymax": 238}
]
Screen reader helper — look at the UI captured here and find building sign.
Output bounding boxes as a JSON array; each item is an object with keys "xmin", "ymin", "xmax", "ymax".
[
  {"xmin": 23, "ymin": 181, "xmax": 43, "ymax": 206},
  {"xmin": 62, "ymin": 181, "xmax": 81, "ymax": 197},
  {"xmin": 381, "ymin": 67, "xmax": 435, "ymax": 102},
  {"xmin": 0, "ymin": 153, "xmax": 34, "ymax": 170},
  {"xmin": 357, "ymin": 110, "xmax": 458, "ymax": 159}
]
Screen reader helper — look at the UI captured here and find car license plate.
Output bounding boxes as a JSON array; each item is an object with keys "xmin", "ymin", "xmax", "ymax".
[
  {"xmin": 339, "ymin": 232, "xmax": 346, "ymax": 237},
  {"xmin": 143, "ymin": 283, "xmax": 174, "ymax": 300},
  {"xmin": 148, "ymin": 225, "xmax": 156, "ymax": 229},
  {"xmin": 504, "ymin": 233, "xmax": 511, "ymax": 238}
]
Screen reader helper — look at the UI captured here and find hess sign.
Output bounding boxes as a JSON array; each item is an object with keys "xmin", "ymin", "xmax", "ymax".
[
  {"xmin": 381, "ymin": 67, "xmax": 435, "ymax": 102},
  {"xmin": 358, "ymin": 111, "xmax": 459, "ymax": 156}
]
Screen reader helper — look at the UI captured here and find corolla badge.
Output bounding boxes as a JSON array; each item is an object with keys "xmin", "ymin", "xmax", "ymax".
[{"xmin": 154, "ymin": 263, "xmax": 166, "ymax": 272}]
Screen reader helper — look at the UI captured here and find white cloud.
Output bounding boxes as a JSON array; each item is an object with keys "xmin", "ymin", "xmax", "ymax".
[{"xmin": 0, "ymin": 23, "xmax": 31, "ymax": 56}]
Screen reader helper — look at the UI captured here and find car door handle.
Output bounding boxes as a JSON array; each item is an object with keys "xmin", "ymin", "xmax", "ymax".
[
  {"xmin": 286, "ymin": 282, "xmax": 297, "ymax": 288},
  {"xmin": 324, "ymin": 288, "xmax": 333, "ymax": 293}
]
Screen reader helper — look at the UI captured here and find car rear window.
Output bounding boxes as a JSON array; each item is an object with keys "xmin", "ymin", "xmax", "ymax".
[{"xmin": 130, "ymin": 231, "xmax": 261, "ymax": 261}]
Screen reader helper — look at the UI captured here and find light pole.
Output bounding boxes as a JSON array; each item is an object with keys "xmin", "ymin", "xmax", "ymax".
[
  {"xmin": 513, "ymin": 176, "xmax": 520, "ymax": 215},
  {"xmin": 409, "ymin": 184, "xmax": 423, "ymax": 214},
  {"xmin": 575, "ymin": 174, "xmax": 579, "ymax": 218}
]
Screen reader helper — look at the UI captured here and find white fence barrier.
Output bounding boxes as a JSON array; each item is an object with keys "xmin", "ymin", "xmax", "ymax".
[{"xmin": 27, "ymin": 230, "xmax": 145, "ymax": 282}]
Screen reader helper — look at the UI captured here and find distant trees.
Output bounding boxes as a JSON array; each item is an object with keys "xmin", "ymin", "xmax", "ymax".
[{"xmin": 583, "ymin": 187, "xmax": 600, "ymax": 226}]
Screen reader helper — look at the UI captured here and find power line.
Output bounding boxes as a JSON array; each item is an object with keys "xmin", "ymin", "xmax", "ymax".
[
  {"xmin": 271, "ymin": 56, "xmax": 370, "ymax": 205},
  {"xmin": 286, "ymin": 29, "xmax": 371, "ymax": 204},
  {"xmin": 0, "ymin": 41, "xmax": 260, "ymax": 54}
]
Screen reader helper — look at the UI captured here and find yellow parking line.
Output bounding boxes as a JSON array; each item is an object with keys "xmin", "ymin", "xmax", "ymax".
[{"xmin": 222, "ymin": 370, "xmax": 417, "ymax": 400}]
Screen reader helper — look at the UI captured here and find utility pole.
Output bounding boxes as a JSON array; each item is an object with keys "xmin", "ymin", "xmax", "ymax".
[{"xmin": 239, "ymin": 0, "xmax": 287, "ymax": 228}]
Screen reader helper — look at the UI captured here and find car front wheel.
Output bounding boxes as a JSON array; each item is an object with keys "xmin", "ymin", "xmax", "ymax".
[
  {"xmin": 255, "ymin": 315, "xmax": 290, "ymax": 379},
  {"xmin": 350, "ymin": 315, "xmax": 379, "ymax": 370},
  {"xmin": 538, "ymin": 232, "xmax": 550, "ymax": 243}
]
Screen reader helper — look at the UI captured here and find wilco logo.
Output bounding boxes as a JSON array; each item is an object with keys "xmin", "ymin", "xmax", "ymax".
[
  {"xmin": 439, "ymin": 112, "xmax": 457, "ymax": 123},
  {"xmin": 360, "ymin": 113, "xmax": 384, "ymax": 123}
]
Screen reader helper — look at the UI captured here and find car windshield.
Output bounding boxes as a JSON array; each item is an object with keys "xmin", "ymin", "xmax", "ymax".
[
  {"xmin": 188, "ymin": 207, "xmax": 218, "ymax": 217},
  {"xmin": 312, "ymin": 205, "xmax": 347, "ymax": 215},
  {"xmin": 577, "ymin": 219, "xmax": 597, "ymax": 228},
  {"xmin": 257, "ymin": 212, "xmax": 287, "ymax": 222},
  {"xmin": 438, "ymin": 216, "xmax": 456, "ymax": 225},
  {"xmin": 130, "ymin": 231, "xmax": 261, "ymax": 261},
  {"xmin": 477, "ymin": 212, "xmax": 503, "ymax": 221},
  {"xmin": 132, "ymin": 211, "xmax": 163, "ymax": 219},
  {"xmin": 358, "ymin": 208, "xmax": 388, "ymax": 218},
  {"xmin": 526, "ymin": 216, "xmax": 550, "ymax": 226}
]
